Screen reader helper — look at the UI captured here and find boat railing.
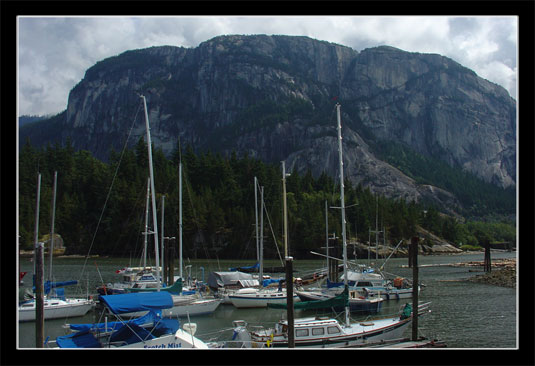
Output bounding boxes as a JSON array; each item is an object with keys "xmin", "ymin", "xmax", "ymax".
[
  {"xmin": 249, "ymin": 325, "xmax": 267, "ymax": 334},
  {"xmin": 352, "ymin": 301, "xmax": 431, "ymax": 324}
]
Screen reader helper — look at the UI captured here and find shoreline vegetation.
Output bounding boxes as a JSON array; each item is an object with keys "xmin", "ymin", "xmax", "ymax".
[{"xmin": 18, "ymin": 140, "xmax": 515, "ymax": 260}]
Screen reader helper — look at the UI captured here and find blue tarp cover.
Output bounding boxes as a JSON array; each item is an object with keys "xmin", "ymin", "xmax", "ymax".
[
  {"xmin": 69, "ymin": 310, "xmax": 157, "ymax": 332},
  {"xmin": 326, "ymin": 279, "xmax": 344, "ymax": 288},
  {"xmin": 56, "ymin": 331, "xmax": 101, "ymax": 348},
  {"xmin": 229, "ymin": 262, "xmax": 259, "ymax": 271},
  {"xmin": 100, "ymin": 292, "xmax": 173, "ymax": 315},
  {"xmin": 33, "ymin": 280, "xmax": 78, "ymax": 294},
  {"xmin": 108, "ymin": 319, "xmax": 179, "ymax": 345},
  {"xmin": 262, "ymin": 278, "xmax": 281, "ymax": 287},
  {"xmin": 109, "ymin": 323, "xmax": 155, "ymax": 345},
  {"xmin": 151, "ymin": 318, "xmax": 179, "ymax": 337}
]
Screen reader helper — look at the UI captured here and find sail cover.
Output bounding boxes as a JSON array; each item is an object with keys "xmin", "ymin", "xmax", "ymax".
[
  {"xmin": 207, "ymin": 271, "xmax": 255, "ymax": 289},
  {"xmin": 32, "ymin": 280, "xmax": 78, "ymax": 294},
  {"xmin": 229, "ymin": 262, "xmax": 259, "ymax": 272},
  {"xmin": 267, "ymin": 287, "xmax": 349, "ymax": 310},
  {"xmin": 100, "ymin": 292, "xmax": 173, "ymax": 314},
  {"xmin": 56, "ymin": 331, "xmax": 101, "ymax": 348},
  {"xmin": 68, "ymin": 310, "xmax": 158, "ymax": 332}
]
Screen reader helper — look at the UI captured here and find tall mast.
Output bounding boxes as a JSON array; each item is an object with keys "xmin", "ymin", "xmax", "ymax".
[
  {"xmin": 141, "ymin": 95, "xmax": 160, "ymax": 291},
  {"xmin": 254, "ymin": 177, "xmax": 259, "ymax": 268},
  {"xmin": 48, "ymin": 171, "xmax": 57, "ymax": 282},
  {"xmin": 259, "ymin": 185, "xmax": 264, "ymax": 286},
  {"xmin": 179, "ymin": 161, "xmax": 183, "ymax": 280},
  {"xmin": 376, "ymin": 196, "xmax": 379, "ymax": 263},
  {"xmin": 143, "ymin": 177, "xmax": 150, "ymax": 269},
  {"xmin": 160, "ymin": 195, "xmax": 165, "ymax": 283},
  {"xmin": 34, "ymin": 173, "xmax": 44, "ymax": 347},
  {"xmin": 335, "ymin": 103, "xmax": 350, "ymax": 328},
  {"xmin": 282, "ymin": 161, "xmax": 289, "ymax": 258},
  {"xmin": 325, "ymin": 200, "xmax": 329, "ymax": 273}
]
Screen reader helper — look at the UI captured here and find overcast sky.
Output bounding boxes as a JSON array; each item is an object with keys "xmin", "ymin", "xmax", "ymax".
[{"xmin": 17, "ymin": 16, "xmax": 518, "ymax": 117}]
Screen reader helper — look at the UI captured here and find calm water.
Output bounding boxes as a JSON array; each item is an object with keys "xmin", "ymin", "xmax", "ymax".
[{"xmin": 17, "ymin": 252, "xmax": 517, "ymax": 349}]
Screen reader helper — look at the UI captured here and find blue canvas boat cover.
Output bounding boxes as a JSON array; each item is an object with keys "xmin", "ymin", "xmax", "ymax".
[
  {"xmin": 262, "ymin": 278, "xmax": 281, "ymax": 287},
  {"xmin": 109, "ymin": 323, "xmax": 155, "ymax": 345},
  {"xmin": 229, "ymin": 262, "xmax": 259, "ymax": 271},
  {"xmin": 150, "ymin": 318, "xmax": 179, "ymax": 337},
  {"xmin": 56, "ymin": 331, "xmax": 102, "ymax": 348},
  {"xmin": 326, "ymin": 279, "xmax": 345, "ymax": 288},
  {"xmin": 69, "ymin": 310, "xmax": 157, "ymax": 332},
  {"xmin": 32, "ymin": 280, "xmax": 78, "ymax": 294},
  {"xmin": 100, "ymin": 292, "xmax": 173, "ymax": 315}
]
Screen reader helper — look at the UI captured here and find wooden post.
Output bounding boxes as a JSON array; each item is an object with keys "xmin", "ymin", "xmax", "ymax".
[
  {"xmin": 285, "ymin": 256, "xmax": 295, "ymax": 348},
  {"xmin": 484, "ymin": 242, "xmax": 491, "ymax": 272},
  {"xmin": 35, "ymin": 241, "xmax": 45, "ymax": 348},
  {"xmin": 408, "ymin": 240, "xmax": 413, "ymax": 268},
  {"xmin": 411, "ymin": 236, "xmax": 419, "ymax": 341}
]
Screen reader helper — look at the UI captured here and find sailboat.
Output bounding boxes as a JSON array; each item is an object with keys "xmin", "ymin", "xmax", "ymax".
[
  {"xmin": 110, "ymin": 95, "xmax": 221, "ymax": 317},
  {"xmin": 228, "ymin": 175, "xmax": 300, "ymax": 309},
  {"xmin": 96, "ymin": 179, "xmax": 165, "ymax": 296},
  {"xmin": 230, "ymin": 103, "xmax": 430, "ymax": 347},
  {"xmin": 49, "ymin": 291, "xmax": 209, "ymax": 348},
  {"xmin": 19, "ymin": 172, "xmax": 95, "ymax": 322},
  {"xmin": 340, "ymin": 201, "xmax": 417, "ymax": 301}
]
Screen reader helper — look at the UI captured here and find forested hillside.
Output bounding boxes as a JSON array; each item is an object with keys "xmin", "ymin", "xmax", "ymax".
[{"xmin": 18, "ymin": 139, "xmax": 516, "ymax": 260}]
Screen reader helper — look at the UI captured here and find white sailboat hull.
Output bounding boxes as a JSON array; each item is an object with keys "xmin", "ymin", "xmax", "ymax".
[
  {"xmin": 117, "ymin": 329, "xmax": 209, "ymax": 349},
  {"xmin": 164, "ymin": 298, "xmax": 222, "ymax": 317},
  {"xmin": 229, "ymin": 289, "xmax": 300, "ymax": 309},
  {"xmin": 118, "ymin": 298, "xmax": 222, "ymax": 318},
  {"xmin": 235, "ymin": 316, "xmax": 413, "ymax": 348},
  {"xmin": 19, "ymin": 298, "xmax": 95, "ymax": 322},
  {"xmin": 51, "ymin": 328, "xmax": 209, "ymax": 349}
]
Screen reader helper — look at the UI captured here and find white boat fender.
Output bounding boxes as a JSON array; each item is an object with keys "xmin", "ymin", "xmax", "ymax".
[{"xmin": 183, "ymin": 323, "xmax": 197, "ymax": 336}]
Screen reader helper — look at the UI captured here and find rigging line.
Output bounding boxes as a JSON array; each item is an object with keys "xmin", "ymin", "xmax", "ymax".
[
  {"xmin": 181, "ymin": 166, "xmax": 212, "ymax": 260},
  {"xmin": 77, "ymin": 101, "xmax": 143, "ymax": 283},
  {"xmin": 259, "ymin": 182, "xmax": 284, "ymax": 267},
  {"xmin": 109, "ymin": 180, "xmax": 146, "ymax": 258}
]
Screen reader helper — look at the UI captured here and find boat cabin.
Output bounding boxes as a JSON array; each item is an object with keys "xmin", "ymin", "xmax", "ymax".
[{"xmin": 274, "ymin": 317, "xmax": 343, "ymax": 340}]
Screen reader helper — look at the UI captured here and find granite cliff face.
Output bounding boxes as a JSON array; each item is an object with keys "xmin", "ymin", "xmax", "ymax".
[{"xmin": 21, "ymin": 35, "xmax": 516, "ymax": 214}]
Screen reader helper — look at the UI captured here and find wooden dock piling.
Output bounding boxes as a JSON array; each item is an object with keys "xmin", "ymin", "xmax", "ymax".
[
  {"xmin": 285, "ymin": 256, "xmax": 295, "ymax": 348},
  {"xmin": 408, "ymin": 239, "xmax": 414, "ymax": 268},
  {"xmin": 35, "ymin": 242, "xmax": 45, "ymax": 348},
  {"xmin": 484, "ymin": 243, "xmax": 491, "ymax": 272},
  {"xmin": 411, "ymin": 236, "xmax": 419, "ymax": 341}
]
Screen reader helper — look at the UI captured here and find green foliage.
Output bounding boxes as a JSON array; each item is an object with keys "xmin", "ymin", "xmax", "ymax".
[
  {"xmin": 459, "ymin": 244, "xmax": 482, "ymax": 251},
  {"xmin": 18, "ymin": 141, "xmax": 516, "ymax": 259}
]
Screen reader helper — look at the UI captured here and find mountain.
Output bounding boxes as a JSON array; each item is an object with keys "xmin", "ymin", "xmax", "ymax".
[
  {"xmin": 19, "ymin": 35, "xmax": 516, "ymax": 216},
  {"xmin": 18, "ymin": 115, "xmax": 47, "ymax": 127}
]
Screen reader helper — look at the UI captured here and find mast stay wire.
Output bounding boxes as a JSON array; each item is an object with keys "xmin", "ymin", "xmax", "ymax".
[{"xmin": 77, "ymin": 100, "xmax": 143, "ymax": 284}]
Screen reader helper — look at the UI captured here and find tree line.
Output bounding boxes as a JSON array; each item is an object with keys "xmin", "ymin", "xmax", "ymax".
[{"xmin": 18, "ymin": 138, "xmax": 516, "ymax": 261}]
